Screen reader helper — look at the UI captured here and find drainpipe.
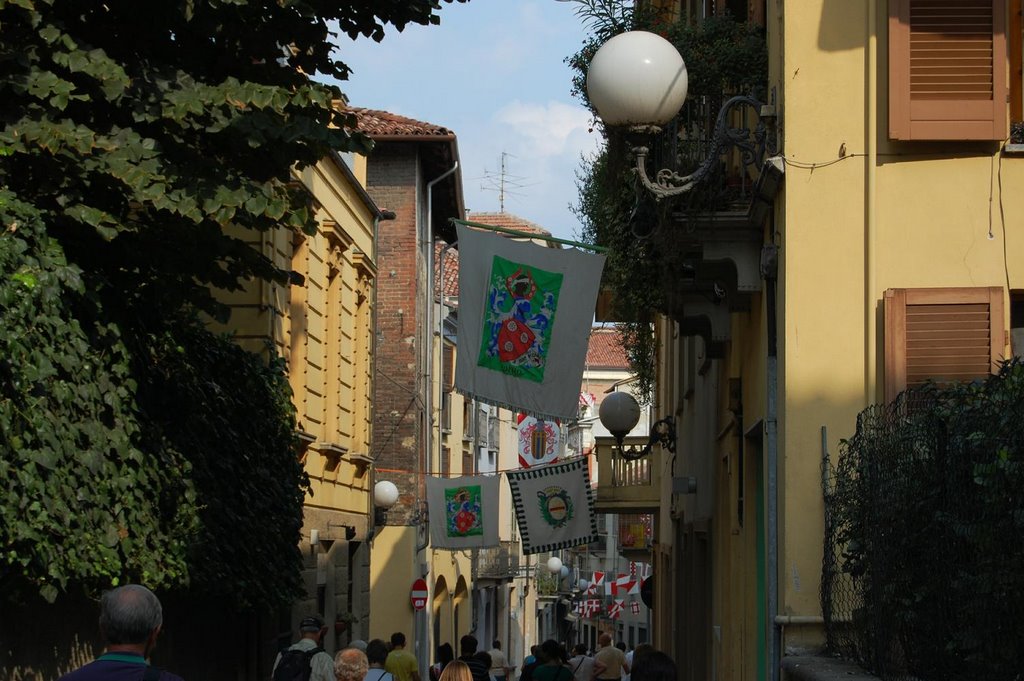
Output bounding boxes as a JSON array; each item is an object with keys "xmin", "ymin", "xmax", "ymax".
[
  {"xmin": 438, "ymin": 240, "xmax": 457, "ymax": 477},
  {"xmin": 866, "ymin": 0, "xmax": 878, "ymax": 405},
  {"xmin": 418, "ymin": 160, "xmax": 458, "ymax": 681},
  {"xmin": 764, "ymin": 223, "xmax": 780, "ymax": 681}
]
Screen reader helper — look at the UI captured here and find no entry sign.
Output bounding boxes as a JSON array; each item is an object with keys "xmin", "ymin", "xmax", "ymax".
[{"xmin": 411, "ymin": 578, "xmax": 428, "ymax": 611}]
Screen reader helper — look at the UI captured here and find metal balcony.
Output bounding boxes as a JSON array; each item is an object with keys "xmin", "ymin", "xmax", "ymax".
[
  {"xmin": 593, "ymin": 436, "xmax": 663, "ymax": 514},
  {"xmin": 471, "ymin": 541, "xmax": 520, "ymax": 584}
]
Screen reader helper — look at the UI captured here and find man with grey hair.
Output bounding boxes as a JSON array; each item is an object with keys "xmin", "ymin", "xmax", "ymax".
[
  {"xmin": 60, "ymin": 584, "xmax": 183, "ymax": 681},
  {"xmin": 272, "ymin": 615, "xmax": 334, "ymax": 681},
  {"xmin": 334, "ymin": 648, "xmax": 368, "ymax": 681}
]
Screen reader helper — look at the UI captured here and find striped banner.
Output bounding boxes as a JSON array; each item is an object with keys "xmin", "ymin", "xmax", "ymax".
[{"xmin": 506, "ymin": 458, "xmax": 598, "ymax": 554}]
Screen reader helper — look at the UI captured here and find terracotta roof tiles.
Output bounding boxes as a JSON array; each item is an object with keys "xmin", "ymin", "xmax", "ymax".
[
  {"xmin": 466, "ymin": 211, "xmax": 552, "ymax": 237},
  {"xmin": 586, "ymin": 327, "xmax": 630, "ymax": 369},
  {"xmin": 348, "ymin": 107, "xmax": 454, "ymax": 138},
  {"xmin": 435, "ymin": 241, "xmax": 460, "ymax": 298}
]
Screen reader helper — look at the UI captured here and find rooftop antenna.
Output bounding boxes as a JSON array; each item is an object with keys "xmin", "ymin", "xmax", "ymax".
[{"xmin": 479, "ymin": 152, "xmax": 533, "ymax": 212}]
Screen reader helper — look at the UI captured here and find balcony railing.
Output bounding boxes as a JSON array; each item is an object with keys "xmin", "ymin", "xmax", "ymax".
[
  {"xmin": 593, "ymin": 436, "xmax": 663, "ymax": 513},
  {"xmin": 471, "ymin": 541, "xmax": 520, "ymax": 582}
]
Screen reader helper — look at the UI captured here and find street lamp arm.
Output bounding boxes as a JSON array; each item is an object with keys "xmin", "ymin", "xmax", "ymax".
[{"xmin": 630, "ymin": 95, "xmax": 773, "ymax": 201}]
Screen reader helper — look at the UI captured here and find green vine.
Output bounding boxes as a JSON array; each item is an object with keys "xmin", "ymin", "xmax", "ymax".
[
  {"xmin": 567, "ymin": 3, "xmax": 768, "ymax": 401},
  {"xmin": 1, "ymin": 0, "xmax": 465, "ymax": 608}
]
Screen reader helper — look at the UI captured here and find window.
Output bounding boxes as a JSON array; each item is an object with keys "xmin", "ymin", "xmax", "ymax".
[
  {"xmin": 462, "ymin": 400, "xmax": 474, "ymax": 440},
  {"xmin": 441, "ymin": 445, "xmax": 451, "ymax": 476},
  {"xmin": 889, "ymin": 0, "xmax": 1008, "ymax": 140},
  {"xmin": 884, "ymin": 287, "xmax": 1006, "ymax": 401},
  {"xmin": 440, "ymin": 391, "xmax": 451, "ymax": 433},
  {"xmin": 442, "ymin": 342, "xmax": 455, "ymax": 392},
  {"xmin": 1011, "ymin": 291, "xmax": 1024, "ymax": 355}
]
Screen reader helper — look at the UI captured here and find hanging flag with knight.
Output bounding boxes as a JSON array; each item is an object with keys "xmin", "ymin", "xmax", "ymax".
[
  {"xmin": 454, "ymin": 223, "xmax": 606, "ymax": 420},
  {"xmin": 425, "ymin": 474, "xmax": 501, "ymax": 550}
]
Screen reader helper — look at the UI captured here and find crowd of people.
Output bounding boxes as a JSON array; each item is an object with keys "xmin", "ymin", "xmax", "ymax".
[
  {"xmin": 269, "ymin": 619, "xmax": 679, "ymax": 681},
  {"xmin": 59, "ymin": 584, "xmax": 677, "ymax": 681}
]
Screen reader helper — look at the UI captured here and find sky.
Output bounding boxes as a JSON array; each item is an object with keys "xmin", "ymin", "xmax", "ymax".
[{"xmin": 325, "ymin": 1, "xmax": 603, "ymax": 242}]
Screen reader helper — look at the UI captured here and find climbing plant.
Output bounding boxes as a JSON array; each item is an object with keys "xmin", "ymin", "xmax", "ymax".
[{"xmin": 567, "ymin": 3, "xmax": 768, "ymax": 401}]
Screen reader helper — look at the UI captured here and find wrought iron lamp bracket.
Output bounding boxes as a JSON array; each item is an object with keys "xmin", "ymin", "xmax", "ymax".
[
  {"xmin": 617, "ymin": 415, "xmax": 677, "ymax": 461},
  {"xmin": 630, "ymin": 95, "xmax": 775, "ymax": 201}
]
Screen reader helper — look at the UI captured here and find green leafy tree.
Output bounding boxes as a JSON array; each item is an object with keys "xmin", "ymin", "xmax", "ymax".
[{"xmin": 0, "ymin": 0, "xmax": 467, "ymax": 607}]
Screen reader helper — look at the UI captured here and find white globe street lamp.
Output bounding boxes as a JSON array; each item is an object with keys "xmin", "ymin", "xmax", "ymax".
[
  {"xmin": 587, "ymin": 31, "xmax": 689, "ymax": 127},
  {"xmin": 598, "ymin": 391, "xmax": 642, "ymax": 440},
  {"xmin": 598, "ymin": 391, "xmax": 677, "ymax": 462},
  {"xmin": 585, "ymin": 30, "xmax": 777, "ymax": 202},
  {"xmin": 373, "ymin": 480, "xmax": 399, "ymax": 509}
]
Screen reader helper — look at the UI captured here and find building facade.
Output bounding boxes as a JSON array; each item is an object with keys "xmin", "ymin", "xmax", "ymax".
[
  {"xmin": 221, "ymin": 148, "xmax": 384, "ymax": 657},
  {"xmin": 593, "ymin": 1, "xmax": 1024, "ymax": 680},
  {"xmin": 350, "ymin": 108, "xmax": 475, "ymax": 672}
]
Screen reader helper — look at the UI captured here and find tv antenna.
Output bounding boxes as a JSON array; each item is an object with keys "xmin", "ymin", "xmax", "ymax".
[{"xmin": 479, "ymin": 152, "xmax": 534, "ymax": 212}]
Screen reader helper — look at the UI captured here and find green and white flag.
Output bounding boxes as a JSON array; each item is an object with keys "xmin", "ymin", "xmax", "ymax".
[
  {"xmin": 454, "ymin": 223, "xmax": 605, "ymax": 420},
  {"xmin": 425, "ymin": 474, "xmax": 500, "ymax": 550},
  {"xmin": 506, "ymin": 458, "xmax": 598, "ymax": 554}
]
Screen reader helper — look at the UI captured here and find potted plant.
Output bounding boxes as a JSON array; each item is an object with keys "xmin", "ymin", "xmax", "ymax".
[{"xmin": 334, "ymin": 611, "xmax": 355, "ymax": 634}]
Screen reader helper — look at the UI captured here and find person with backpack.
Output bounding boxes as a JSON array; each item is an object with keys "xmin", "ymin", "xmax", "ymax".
[
  {"xmin": 364, "ymin": 639, "xmax": 394, "ymax": 681},
  {"xmin": 272, "ymin": 615, "xmax": 334, "ymax": 681},
  {"xmin": 59, "ymin": 584, "xmax": 183, "ymax": 681}
]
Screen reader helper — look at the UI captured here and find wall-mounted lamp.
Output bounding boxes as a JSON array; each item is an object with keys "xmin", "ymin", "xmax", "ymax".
[
  {"xmin": 373, "ymin": 480, "xmax": 400, "ymax": 526},
  {"xmin": 598, "ymin": 391, "xmax": 676, "ymax": 462},
  {"xmin": 587, "ymin": 30, "xmax": 776, "ymax": 202},
  {"xmin": 310, "ymin": 529, "xmax": 320, "ymax": 547}
]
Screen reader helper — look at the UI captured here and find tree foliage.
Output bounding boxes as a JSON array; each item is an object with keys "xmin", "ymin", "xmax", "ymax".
[{"xmin": 0, "ymin": 0, "xmax": 466, "ymax": 606}]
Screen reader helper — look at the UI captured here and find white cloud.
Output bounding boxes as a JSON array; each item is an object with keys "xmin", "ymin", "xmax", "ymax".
[{"xmin": 495, "ymin": 101, "xmax": 599, "ymax": 158}]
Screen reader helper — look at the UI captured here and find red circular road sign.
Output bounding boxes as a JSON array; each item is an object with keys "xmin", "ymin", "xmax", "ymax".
[{"xmin": 411, "ymin": 578, "xmax": 428, "ymax": 611}]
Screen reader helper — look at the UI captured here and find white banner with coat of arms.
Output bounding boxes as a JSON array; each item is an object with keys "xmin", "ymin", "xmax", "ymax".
[
  {"xmin": 425, "ymin": 474, "xmax": 501, "ymax": 550},
  {"xmin": 506, "ymin": 458, "xmax": 598, "ymax": 554},
  {"xmin": 453, "ymin": 223, "xmax": 606, "ymax": 420}
]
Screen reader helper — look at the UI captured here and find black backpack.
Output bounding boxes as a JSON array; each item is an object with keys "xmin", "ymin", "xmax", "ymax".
[{"xmin": 274, "ymin": 647, "xmax": 324, "ymax": 681}]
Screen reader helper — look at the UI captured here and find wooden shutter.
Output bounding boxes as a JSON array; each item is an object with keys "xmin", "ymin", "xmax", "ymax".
[
  {"xmin": 884, "ymin": 287, "xmax": 1006, "ymax": 401},
  {"xmin": 889, "ymin": 0, "xmax": 1008, "ymax": 140},
  {"xmin": 442, "ymin": 342, "xmax": 454, "ymax": 392}
]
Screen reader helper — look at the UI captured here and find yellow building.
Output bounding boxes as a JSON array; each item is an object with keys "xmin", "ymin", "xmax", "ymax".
[
  {"xmin": 589, "ymin": 1, "xmax": 1024, "ymax": 680},
  {"xmin": 222, "ymin": 149, "xmax": 384, "ymax": 651}
]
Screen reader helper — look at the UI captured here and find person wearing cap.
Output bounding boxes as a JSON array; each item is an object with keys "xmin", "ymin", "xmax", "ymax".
[
  {"xmin": 273, "ymin": 615, "xmax": 335, "ymax": 681},
  {"xmin": 60, "ymin": 584, "xmax": 183, "ymax": 681}
]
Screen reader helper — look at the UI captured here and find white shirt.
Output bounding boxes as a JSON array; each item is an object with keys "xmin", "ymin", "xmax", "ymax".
[{"xmin": 568, "ymin": 655, "xmax": 594, "ymax": 681}]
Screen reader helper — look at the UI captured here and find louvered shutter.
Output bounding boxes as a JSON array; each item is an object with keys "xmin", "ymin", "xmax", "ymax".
[
  {"xmin": 884, "ymin": 287, "xmax": 1006, "ymax": 401},
  {"xmin": 442, "ymin": 342, "xmax": 455, "ymax": 392},
  {"xmin": 889, "ymin": 0, "xmax": 1008, "ymax": 140}
]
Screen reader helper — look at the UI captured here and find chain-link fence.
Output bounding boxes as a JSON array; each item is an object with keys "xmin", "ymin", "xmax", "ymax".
[{"xmin": 821, "ymin": 362, "xmax": 1024, "ymax": 681}]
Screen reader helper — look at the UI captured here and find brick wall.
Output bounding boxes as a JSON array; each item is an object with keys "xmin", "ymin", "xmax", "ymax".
[{"xmin": 365, "ymin": 144, "xmax": 425, "ymax": 525}]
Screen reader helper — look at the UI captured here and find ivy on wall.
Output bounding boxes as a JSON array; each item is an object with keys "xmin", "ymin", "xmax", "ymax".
[{"xmin": 0, "ymin": 0, "xmax": 467, "ymax": 607}]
